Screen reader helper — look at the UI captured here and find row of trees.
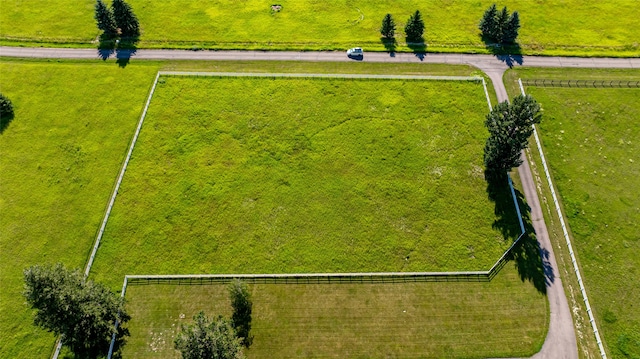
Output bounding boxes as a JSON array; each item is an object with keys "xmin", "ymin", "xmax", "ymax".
[
  {"xmin": 479, "ymin": 4, "xmax": 520, "ymax": 45},
  {"xmin": 381, "ymin": 4, "xmax": 521, "ymax": 45},
  {"xmin": 23, "ymin": 264, "xmax": 253, "ymax": 359},
  {"xmin": 95, "ymin": 0, "xmax": 139, "ymax": 38},
  {"xmin": 380, "ymin": 11, "xmax": 424, "ymax": 42}
]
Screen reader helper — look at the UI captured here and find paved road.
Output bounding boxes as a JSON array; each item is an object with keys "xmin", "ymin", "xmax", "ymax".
[{"xmin": 4, "ymin": 46, "xmax": 638, "ymax": 359}]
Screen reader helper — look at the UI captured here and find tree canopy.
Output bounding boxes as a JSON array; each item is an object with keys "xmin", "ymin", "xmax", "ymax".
[
  {"xmin": 0, "ymin": 93, "xmax": 13, "ymax": 119},
  {"xmin": 483, "ymin": 94, "xmax": 542, "ymax": 176},
  {"xmin": 23, "ymin": 263, "xmax": 129, "ymax": 359},
  {"xmin": 479, "ymin": 4, "xmax": 520, "ymax": 44},
  {"xmin": 94, "ymin": 0, "xmax": 117, "ymax": 36},
  {"xmin": 111, "ymin": 0, "xmax": 140, "ymax": 37},
  {"xmin": 175, "ymin": 312, "xmax": 245, "ymax": 359},
  {"xmin": 404, "ymin": 10, "xmax": 425, "ymax": 41},
  {"xmin": 380, "ymin": 13, "xmax": 396, "ymax": 39}
]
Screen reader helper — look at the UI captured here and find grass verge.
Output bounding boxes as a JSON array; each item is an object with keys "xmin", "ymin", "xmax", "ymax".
[
  {"xmin": 91, "ymin": 75, "xmax": 514, "ymax": 289},
  {"xmin": 505, "ymin": 68, "xmax": 640, "ymax": 358},
  {"xmin": 123, "ymin": 265, "xmax": 547, "ymax": 358},
  {"xmin": 1, "ymin": 0, "xmax": 639, "ymax": 57}
]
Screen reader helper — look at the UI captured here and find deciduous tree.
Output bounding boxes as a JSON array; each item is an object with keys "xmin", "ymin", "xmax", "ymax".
[
  {"xmin": 484, "ymin": 95, "xmax": 542, "ymax": 176},
  {"xmin": 175, "ymin": 312, "xmax": 245, "ymax": 359},
  {"xmin": 23, "ymin": 263, "xmax": 129, "ymax": 359}
]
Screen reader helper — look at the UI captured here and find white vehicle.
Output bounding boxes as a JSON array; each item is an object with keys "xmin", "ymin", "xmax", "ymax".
[{"xmin": 346, "ymin": 47, "xmax": 363, "ymax": 58}]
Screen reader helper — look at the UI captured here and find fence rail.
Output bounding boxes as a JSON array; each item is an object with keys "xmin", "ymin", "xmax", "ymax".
[{"xmin": 522, "ymin": 79, "xmax": 640, "ymax": 88}]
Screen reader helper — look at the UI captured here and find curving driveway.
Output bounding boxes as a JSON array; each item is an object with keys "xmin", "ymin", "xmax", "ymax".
[{"xmin": 3, "ymin": 46, "xmax": 639, "ymax": 359}]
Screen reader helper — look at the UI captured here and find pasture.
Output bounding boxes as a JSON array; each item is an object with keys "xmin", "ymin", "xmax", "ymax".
[
  {"xmin": 1, "ymin": 0, "xmax": 638, "ymax": 56},
  {"xmin": 123, "ymin": 266, "xmax": 547, "ymax": 358},
  {"xmin": 0, "ymin": 60, "xmax": 158, "ymax": 358},
  {"xmin": 90, "ymin": 75, "xmax": 517, "ymax": 288}
]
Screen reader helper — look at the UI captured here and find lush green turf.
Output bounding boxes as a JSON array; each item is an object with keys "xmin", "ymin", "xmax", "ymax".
[
  {"xmin": 521, "ymin": 84, "xmax": 640, "ymax": 358},
  {"xmin": 90, "ymin": 76, "xmax": 514, "ymax": 288},
  {"xmin": 0, "ymin": 61, "xmax": 158, "ymax": 358},
  {"xmin": 123, "ymin": 265, "xmax": 547, "ymax": 358},
  {"xmin": 1, "ymin": 0, "xmax": 638, "ymax": 56}
]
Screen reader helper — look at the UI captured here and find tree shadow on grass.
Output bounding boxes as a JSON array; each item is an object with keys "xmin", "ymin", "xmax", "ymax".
[
  {"xmin": 380, "ymin": 38, "xmax": 396, "ymax": 57},
  {"xmin": 115, "ymin": 36, "xmax": 139, "ymax": 68},
  {"xmin": 0, "ymin": 112, "xmax": 14, "ymax": 134},
  {"xmin": 109, "ymin": 317, "xmax": 131, "ymax": 359},
  {"xmin": 406, "ymin": 38, "xmax": 427, "ymax": 60},
  {"xmin": 486, "ymin": 171, "xmax": 553, "ymax": 294}
]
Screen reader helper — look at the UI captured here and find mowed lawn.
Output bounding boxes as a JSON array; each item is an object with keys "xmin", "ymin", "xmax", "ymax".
[
  {"xmin": 123, "ymin": 265, "xmax": 547, "ymax": 359},
  {"xmin": 0, "ymin": 61, "xmax": 158, "ymax": 359},
  {"xmin": 91, "ymin": 76, "xmax": 512, "ymax": 288},
  {"xmin": 1, "ymin": 0, "xmax": 638, "ymax": 56},
  {"xmin": 526, "ymin": 86, "xmax": 640, "ymax": 358}
]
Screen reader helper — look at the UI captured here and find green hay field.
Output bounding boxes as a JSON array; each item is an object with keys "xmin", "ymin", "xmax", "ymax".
[
  {"xmin": 90, "ymin": 76, "xmax": 516, "ymax": 288},
  {"xmin": 123, "ymin": 266, "xmax": 547, "ymax": 358},
  {"xmin": 0, "ymin": 61, "xmax": 158, "ymax": 358},
  {"xmin": 1, "ymin": 0, "xmax": 638, "ymax": 56},
  {"xmin": 524, "ymin": 84, "xmax": 640, "ymax": 358}
]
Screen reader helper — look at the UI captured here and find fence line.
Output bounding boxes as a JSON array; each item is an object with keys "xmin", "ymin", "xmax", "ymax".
[
  {"xmin": 159, "ymin": 71, "xmax": 483, "ymax": 82},
  {"xmin": 518, "ymin": 78, "xmax": 607, "ymax": 359},
  {"xmin": 522, "ymin": 79, "xmax": 640, "ymax": 88}
]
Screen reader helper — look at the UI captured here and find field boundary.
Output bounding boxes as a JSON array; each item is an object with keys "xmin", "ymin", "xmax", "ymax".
[
  {"xmin": 518, "ymin": 79, "xmax": 607, "ymax": 359},
  {"xmin": 71, "ymin": 71, "xmax": 526, "ymax": 359},
  {"xmin": 522, "ymin": 79, "xmax": 640, "ymax": 88}
]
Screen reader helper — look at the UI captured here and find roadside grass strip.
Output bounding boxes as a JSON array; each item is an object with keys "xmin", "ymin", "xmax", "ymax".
[{"xmin": 521, "ymin": 82, "xmax": 640, "ymax": 358}]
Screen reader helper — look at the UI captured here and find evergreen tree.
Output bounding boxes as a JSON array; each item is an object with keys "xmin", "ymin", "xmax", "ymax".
[
  {"xmin": 174, "ymin": 312, "xmax": 245, "ymax": 359},
  {"xmin": 478, "ymin": 4, "xmax": 498, "ymax": 40},
  {"xmin": 495, "ymin": 6, "xmax": 510, "ymax": 43},
  {"xmin": 23, "ymin": 263, "xmax": 129, "ymax": 359},
  {"xmin": 484, "ymin": 95, "xmax": 542, "ymax": 176},
  {"xmin": 94, "ymin": 0, "xmax": 116, "ymax": 36},
  {"xmin": 380, "ymin": 13, "xmax": 396, "ymax": 39},
  {"xmin": 229, "ymin": 279, "xmax": 253, "ymax": 347},
  {"xmin": 0, "ymin": 93, "xmax": 13, "ymax": 119},
  {"xmin": 112, "ymin": 0, "xmax": 139, "ymax": 37},
  {"xmin": 504, "ymin": 11, "xmax": 520, "ymax": 44},
  {"xmin": 479, "ymin": 4, "xmax": 520, "ymax": 44},
  {"xmin": 404, "ymin": 10, "xmax": 425, "ymax": 41}
]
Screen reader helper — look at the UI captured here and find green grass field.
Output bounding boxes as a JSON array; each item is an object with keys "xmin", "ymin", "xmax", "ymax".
[
  {"xmin": 90, "ymin": 75, "xmax": 517, "ymax": 288},
  {"xmin": 520, "ymin": 81, "xmax": 640, "ymax": 358},
  {"xmin": 1, "ymin": 0, "xmax": 638, "ymax": 56},
  {"xmin": 123, "ymin": 266, "xmax": 547, "ymax": 358},
  {"xmin": 0, "ymin": 61, "xmax": 158, "ymax": 358}
]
